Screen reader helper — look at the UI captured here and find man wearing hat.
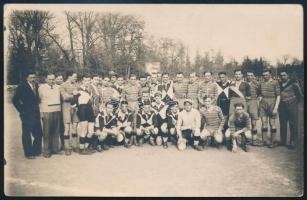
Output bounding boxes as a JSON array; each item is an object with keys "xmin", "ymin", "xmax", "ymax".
[
  {"xmin": 176, "ymin": 98, "xmax": 202, "ymax": 151},
  {"xmin": 173, "ymin": 72, "xmax": 188, "ymax": 110},
  {"xmin": 166, "ymin": 101, "xmax": 180, "ymax": 145},
  {"xmin": 187, "ymin": 72, "xmax": 200, "ymax": 109},
  {"xmin": 136, "ymin": 101, "xmax": 158, "ymax": 146},
  {"xmin": 199, "ymin": 96, "xmax": 225, "ymax": 150},
  {"xmin": 151, "ymin": 91, "xmax": 169, "ymax": 148},
  {"xmin": 115, "ymin": 101, "xmax": 134, "ymax": 148}
]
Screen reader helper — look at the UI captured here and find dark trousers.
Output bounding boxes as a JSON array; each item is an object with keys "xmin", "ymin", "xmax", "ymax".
[
  {"xmin": 42, "ymin": 111, "xmax": 61, "ymax": 154},
  {"xmin": 182, "ymin": 129, "xmax": 194, "ymax": 146},
  {"xmin": 20, "ymin": 114, "xmax": 43, "ymax": 157},
  {"xmin": 279, "ymin": 99, "xmax": 299, "ymax": 146}
]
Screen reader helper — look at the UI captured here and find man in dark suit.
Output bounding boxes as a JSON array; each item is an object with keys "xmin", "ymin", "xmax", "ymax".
[{"xmin": 12, "ymin": 70, "xmax": 43, "ymax": 159}]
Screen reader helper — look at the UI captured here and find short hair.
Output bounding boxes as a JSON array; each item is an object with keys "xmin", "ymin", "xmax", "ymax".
[
  {"xmin": 279, "ymin": 69, "xmax": 289, "ymax": 75},
  {"xmin": 130, "ymin": 74, "xmax": 137, "ymax": 79},
  {"xmin": 25, "ymin": 70, "xmax": 36, "ymax": 77},
  {"xmin": 177, "ymin": 71, "xmax": 183, "ymax": 75},
  {"xmin": 203, "ymin": 95, "xmax": 212, "ymax": 101},
  {"xmin": 234, "ymin": 69, "xmax": 243, "ymax": 74},
  {"xmin": 65, "ymin": 70, "xmax": 74, "ymax": 78},
  {"xmin": 55, "ymin": 72, "xmax": 63, "ymax": 78},
  {"xmin": 203, "ymin": 71, "xmax": 212, "ymax": 75},
  {"xmin": 92, "ymin": 74, "xmax": 99, "ymax": 78},
  {"xmin": 154, "ymin": 92, "xmax": 162, "ymax": 97},
  {"xmin": 162, "ymin": 72, "xmax": 169, "ymax": 77},
  {"xmin": 262, "ymin": 69, "xmax": 272, "ymax": 74},
  {"xmin": 120, "ymin": 100, "xmax": 128, "ymax": 105},
  {"xmin": 234, "ymin": 102, "xmax": 245, "ymax": 109},
  {"xmin": 139, "ymin": 75, "xmax": 147, "ymax": 80},
  {"xmin": 218, "ymin": 71, "xmax": 227, "ymax": 76},
  {"xmin": 246, "ymin": 71, "xmax": 255, "ymax": 75}
]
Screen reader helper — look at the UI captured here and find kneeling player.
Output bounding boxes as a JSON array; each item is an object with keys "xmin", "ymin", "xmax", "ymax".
[
  {"xmin": 116, "ymin": 101, "xmax": 134, "ymax": 148},
  {"xmin": 136, "ymin": 102, "xmax": 158, "ymax": 146},
  {"xmin": 151, "ymin": 91, "xmax": 169, "ymax": 148},
  {"xmin": 176, "ymin": 99, "xmax": 202, "ymax": 151},
  {"xmin": 166, "ymin": 101, "xmax": 179, "ymax": 145},
  {"xmin": 199, "ymin": 96, "xmax": 225, "ymax": 150},
  {"xmin": 226, "ymin": 103, "xmax": 252, "ymax": 152},
  {"xmin": 94, "ymin": 101, "xmax": 124, "ymax": 151}
]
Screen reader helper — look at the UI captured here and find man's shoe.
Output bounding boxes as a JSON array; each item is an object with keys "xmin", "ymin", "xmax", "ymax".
[
  {"xmin": 96, "ymin": 145, "xmax": 103, "ymax": 152},
  {"xmin": 288, "ymin": 144, "xmax": 297, "ymax": 150},
  {"xmin": 194, "ymin": 145, "xmax": 203, "ymax": 151},
  {"xmin": 149, "ymin": 138, "xmax": 155, "ymax": 146},
  {"xmin": 65, "ymin": 149, "xmax": 72, "ymax": 156},
  {"xmin": 138, "ymin": 138, "xmax": 144, "ymax": 146},
  {"xmin": 43, "ymin": 153, "xmax": 52, "ymax": 158},
  {"xmin": 163, "ymin": 142, "xmax": 168, "ymax": 149},
  {"xmin": 86, "ymin": 147, "xmax": 96, "ymax": 154},
  {"xmin": 79, "ymin": 149, "xmax": 93, "ymax": 155},
  {"xmin": 25, "ymin": 155, "xmax": 36, "ymax": 159},
  {"xmin": 102, "ymin": 144, "xmax": 110, "ymax": 151},
  {"xmin": 242, "ymin": 145, "xmax": 249, "ymax": 152},
  {"xmin": 72, "ymin": 148, "xmax": 80, "ymax": 153}
]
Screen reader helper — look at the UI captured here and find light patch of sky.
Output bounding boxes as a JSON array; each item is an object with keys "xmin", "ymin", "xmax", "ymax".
[{"xmin": 4, "ymin": 4, "xmax": 303, "ymax": 65}]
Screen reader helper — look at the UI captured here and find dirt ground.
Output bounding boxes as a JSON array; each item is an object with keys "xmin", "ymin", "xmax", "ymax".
[{"xmin": 3, "ymin": 92, "xmax": 304, "ymax": 197}]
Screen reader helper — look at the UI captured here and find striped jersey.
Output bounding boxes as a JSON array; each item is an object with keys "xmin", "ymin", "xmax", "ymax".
[
  {"xmin": 200, "ymin": 105, "xmax": 225, "ymax": 130},
  {"xmin": 122, "ymin": 83, "xmax": 141, "ymax": 102},
  {"xmin": 259, "ymin": 79, "xmax": 280, "ymax": 98},
  {"xmin": 198, "ymin": 81, "xmax": 218, "ymax": 99},
  {"xmin": 246, "ymin": 80, "xmax": 260, "ymax": 99},
  {"xmin": 187, "ymin": 81, "xmax": 199, "ymax": 99},
  {"xmin": 173, "ymin": 82, "xmax": 188, "ymax": 99}
]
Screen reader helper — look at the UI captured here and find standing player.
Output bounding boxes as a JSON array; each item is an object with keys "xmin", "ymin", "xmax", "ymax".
[
  {"xmin": 122, "ymin": 74, "xmax": 142, "ymax": 114},
  {"xmin": 258, "ymin": 69, "xmax": 280, "ymax": 148},
  {"xmin": 176, "ymin": 99, "xmax": 202, "ymax": 151},
  {"xmin": 173, "ymin": 72, "xmax": 188, "ymax": 110},
  {"xmin": 113, "ymin": 75, "xmax": 125, "ymax": 94},
  {"xmin": 228, "ymin": 69, "xmax": 251, "ymax": 116},
  {"xmin": 60, "ymin": 71, "xmax": 80, "ymax": 156},
  {"xmin": 73, "ymin": 75, "xmax": 96, "ymax": 155},
  {"xmin": 198, "ymin": 71, "xmax": 218, "ymax": 106},
  {"xmin": 227, "ymin": 103, "xmax": 252, "ymax": 153},
  {"xmin": 139, "ymin": 75, "xmax": 151, "ymax": 95},
  {"xmin": 278, "ymin": 70, "xmax": 303, "ymax": 150},
  {"xmin": 246, "ymin": 71, "xmax": 261, "ymax": 146},
  {"xmin": 157, "ymin": 73, "xmax": 174, "ymax": 104},
  {"xmin": 187, "ymin": 72, "xmax": 200, "ymax": 109},
  {"xmin": 199, "ymin": 96, "xmax": 225, "ymax": 149}
]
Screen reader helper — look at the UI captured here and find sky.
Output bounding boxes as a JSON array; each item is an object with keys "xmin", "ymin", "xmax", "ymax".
[{"xmin": 4, "ymin": 4, "xmax": 303, "ymax": 65}]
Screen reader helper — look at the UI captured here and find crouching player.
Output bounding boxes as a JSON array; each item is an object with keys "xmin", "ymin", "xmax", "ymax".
[
  {"xmin": 94, "ymin": 101, "xmax": 124, "ymax": 152},
  {"xmin": 136, "ymin": 102, "xmax": 158, "ymax": 146},
  {"xmin": 176, "ymin": 99, "xmax": 202, "ymax": 151},
  {"xmin": 226, "ymin": 102, "xmax": 252, "ymax": 152},
  {"xmin": 151, "ymin": 91, "xmax": 169, "ymax": 148},
  {"xmin": 199, "ymin": 96, "xmax": 225, "ymax": 150},
  {"xmin": 116, "ymin": 101, "xmax": 134, "ymax": 148},
  {"xmin": 166, "ymin": 101, "xmax": 179, "ymax": 145}
]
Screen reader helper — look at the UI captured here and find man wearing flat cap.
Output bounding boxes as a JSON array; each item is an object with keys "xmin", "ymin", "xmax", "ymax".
[{"xmin": 176, "ymin": 98, "xmax": 202, "ymax": 151}]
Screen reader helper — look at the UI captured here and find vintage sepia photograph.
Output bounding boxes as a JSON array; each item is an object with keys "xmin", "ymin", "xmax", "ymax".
[{"xmin": 3, "ymin": 3, "xmax": 304, "ymax": 197}]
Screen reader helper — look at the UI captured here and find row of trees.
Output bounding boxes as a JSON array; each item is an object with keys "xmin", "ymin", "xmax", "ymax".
[{"xmin": 6, "ymin": 10, "xmax": 303, "ymax": 85}]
